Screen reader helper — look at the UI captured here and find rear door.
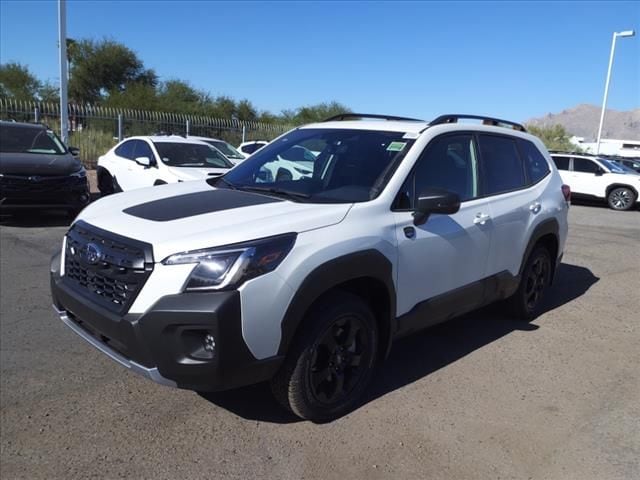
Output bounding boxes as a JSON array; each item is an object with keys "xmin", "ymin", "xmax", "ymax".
[
  {"xmin": 393, "ymin": 133, "xmax": 492, "ymax": 319},
  {"xmin": 477, "ymin": 134, "xmax": 543, "ymax": 277}
]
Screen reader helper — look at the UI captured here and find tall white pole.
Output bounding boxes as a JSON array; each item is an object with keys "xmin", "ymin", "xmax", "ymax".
[
  {"xmin": 58, "ymin": 0, "xmax": 69, "ymax": 144},
  {"xmin": 596, "ymin": 33, "xmax": 618, "ymax": 155}
]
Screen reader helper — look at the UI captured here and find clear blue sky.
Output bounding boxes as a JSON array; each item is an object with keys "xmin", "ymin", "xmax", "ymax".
[{"xmin": 1, "ymin": 0, "xmax": 638, "ymax": 121}]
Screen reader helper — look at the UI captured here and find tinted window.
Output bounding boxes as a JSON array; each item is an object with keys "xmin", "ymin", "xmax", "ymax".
[
  {"xmin": 573, "ymin": 158, "xmax": 599, "ymax": 173},
  {"xmin": 478, "ymin": 135, "xmax": 526, "ymax": 195},
  {"xmin": 518, "ymin": 139, "xmax": 550, "ymax": 183},
  {"xmin": 412, "ymin": 134, "xmax": 478, "ymax": 203},
  {"xmin": 242, "ymin": 143, "xmax": 263, "ymax": 155},
  {"xmin": 133, "ymin": 140, "xmax": 155, "ymax": 162},
  {"xmin": 552, "ymin": 156, "xmax": 569, "ymax": 170},
  {"xmin": 115, "ymin": 140, "xmax": 135, "ymax": 160}
]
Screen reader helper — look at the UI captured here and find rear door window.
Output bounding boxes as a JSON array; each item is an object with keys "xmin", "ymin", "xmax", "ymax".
[
  {"xmin": 478, "ymin": 134, "xmax": 526, "ymax": 195},
  {"xmin": 552, "ymin": 156, "xmax": 570, "ymax": 171}
]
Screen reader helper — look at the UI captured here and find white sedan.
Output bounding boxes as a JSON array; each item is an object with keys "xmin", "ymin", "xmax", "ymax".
[{"xmin": 97, "ymin": 135, "xmax": 234, "ymax": 194}]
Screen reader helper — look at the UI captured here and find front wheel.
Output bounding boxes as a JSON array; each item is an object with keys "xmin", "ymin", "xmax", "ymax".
[
  {"xmin": 507, "ymin": 246, "xmax": 552, "ymax": 321},
  {"xmin": 271, "ymin": 291, "xmax": 378, "ymax": 422},
  {"xmin": 607, "ymin": 187, "xmax": 636, "ymax": 211}
]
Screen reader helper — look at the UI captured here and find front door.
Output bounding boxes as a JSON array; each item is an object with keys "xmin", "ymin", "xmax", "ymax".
[{"xmin": 393, "ymin": 133, "xmax": 492, "ymax": 324}]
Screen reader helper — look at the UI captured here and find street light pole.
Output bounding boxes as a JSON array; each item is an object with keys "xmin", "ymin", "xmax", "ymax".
[
  {"xmin": 58, "ymin": 0, "xmax": 69, "ymax": 144},
  {"xmin": 596, "ymin": 30, "xmax": 635, "ymax": 155}
]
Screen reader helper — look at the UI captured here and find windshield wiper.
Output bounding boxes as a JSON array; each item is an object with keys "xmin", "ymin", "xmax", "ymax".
[{"xmin": 237, "ymin": 185, "xmax": 311, "ymax": 201}]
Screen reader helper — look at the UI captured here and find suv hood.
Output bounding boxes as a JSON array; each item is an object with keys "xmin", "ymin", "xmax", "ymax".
[
  {"xmin": 77, "ymin": 181, "xmax": 352, "ymax": 260},
  {"xmin": 166, "ymin": 166, "xmax": 229, "ymax": 181},
  {"xmin": 0, "ymin": 152, "xmax": 81, "ymax": 176}
]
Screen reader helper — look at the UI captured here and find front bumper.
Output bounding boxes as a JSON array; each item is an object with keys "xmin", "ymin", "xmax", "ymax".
[
  {"xmin": 50, "ymin": 255, "xmax": 283, "ymax": 391},
  {"xmin": 0, "ymin": 176, "xmax": 89, "ymax": 210}
]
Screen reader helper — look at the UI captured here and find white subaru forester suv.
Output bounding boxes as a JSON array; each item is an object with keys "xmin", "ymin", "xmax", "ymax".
[{"xmin": 51, "ymin": 114, "xmax": 569, "ymax": 421}]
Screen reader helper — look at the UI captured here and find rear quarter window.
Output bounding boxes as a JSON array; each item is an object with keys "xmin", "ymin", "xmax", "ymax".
[{"xmin": 517, "ymin": 139, "xmax": 550, "ymax": 184}]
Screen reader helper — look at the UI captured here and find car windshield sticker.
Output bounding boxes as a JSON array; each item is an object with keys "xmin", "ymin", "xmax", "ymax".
[
  {"xmin": 403, "ymin": 132, "xmax": 419, "ymax": 139},
  {"xmin": 387, "ymin": 141, "xmax": 407, "ymax": 152}
]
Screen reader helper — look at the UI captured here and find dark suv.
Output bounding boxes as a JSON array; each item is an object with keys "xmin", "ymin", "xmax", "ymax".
[{"xmin": 0, "ymin": 121, "xmax": 89, "ymax": 216}]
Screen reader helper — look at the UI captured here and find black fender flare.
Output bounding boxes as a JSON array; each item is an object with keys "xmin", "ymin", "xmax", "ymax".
[
  {"xmin": 519, "ymin": 218, "xmax": 560, "ymax": 280},
  {"xmin": 277, "ymin": 249, "xmax": 396, "ymax": 359}
]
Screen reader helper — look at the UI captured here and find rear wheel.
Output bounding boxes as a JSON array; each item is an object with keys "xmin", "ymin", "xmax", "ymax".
[
  {"xmin": 507, "ymin": 246, "xmax": 552, "ymax": 321},
  {"xmin": 607, "ymin": 187, "xmax": 636, "ymax": 211},
  {"xmin": 271, "ymin": 291, "xmax": 378, "ymax": 422}
]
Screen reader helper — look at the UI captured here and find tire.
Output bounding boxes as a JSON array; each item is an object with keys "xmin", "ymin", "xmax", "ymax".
[
  {"xmin": 607, "ymin": 187, "xmax": 637, "ymax": 211},
  {"xmin": 276, "ymin": 168, "xmax": 293, "ymax": 182},
  {"xmin": 507, "ymin": 246, "xmax": 552, "ymax": 321},
  {"xmin": 97, "ymin": 170, "xmax": 120, "ymax": 196},
  {"xmin": 271, "ymin": 291, "xmax": 378, "ymax": 422}
]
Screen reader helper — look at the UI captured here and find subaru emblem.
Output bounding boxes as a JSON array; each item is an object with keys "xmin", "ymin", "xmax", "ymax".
[{"xmin": 82, "ymin": 243, "xmax": 103, "ymax": 265}]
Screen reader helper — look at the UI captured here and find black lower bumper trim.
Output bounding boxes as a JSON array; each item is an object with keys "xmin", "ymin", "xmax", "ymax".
[{"xmin": 51, "ymin": 260, "xmax": 283, "ymax": 391}]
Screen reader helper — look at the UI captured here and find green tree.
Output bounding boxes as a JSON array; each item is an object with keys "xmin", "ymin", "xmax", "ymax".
[
  {"xmin": 68, "ymin": 38, "xmax": 157, "ymax": 103},
  {"xmin": 281, "ymin": 101, "xmax": 350, "ymax": 125},
  {"xmin": 527, "ymin": 124, "xmax": 577, "ymax": 151},
  {"xmin": 236, "ymin": 99, "xmax": 258, "ymax": 122},
  {"xmin": 0, "ymin": 62, "xmax": 41, "ymax": 100}
]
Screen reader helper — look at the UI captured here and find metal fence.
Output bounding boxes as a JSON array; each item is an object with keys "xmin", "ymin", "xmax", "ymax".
[{"xmin": 0, "ymin": 99, "xmax": 293, "ymax": 168}]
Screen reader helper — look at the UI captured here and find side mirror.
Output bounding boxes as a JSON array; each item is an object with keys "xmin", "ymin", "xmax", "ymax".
[
  {"xmin": 413, "ymin": 188, "xmax": 461, "ymax": 226},
  {"xmin": 68, "ymin": 146, "xmax": 80, "ymax": 157},
  {"xmin": 595, "ymin": 168, "xmax": 604, "ymax": 176},
  {"xmin": 135, "ymin": 156, "xmax": 152, "ymax": 167}
]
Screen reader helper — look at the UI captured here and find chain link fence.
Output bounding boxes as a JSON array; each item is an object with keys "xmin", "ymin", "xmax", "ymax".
[{"xmin": 0, "ymin": 99, "xmax": 293, "ymax": 168}]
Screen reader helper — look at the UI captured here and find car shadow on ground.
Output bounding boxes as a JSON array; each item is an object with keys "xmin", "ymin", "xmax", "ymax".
[
  {"xmin": 0, "ymin": 194, "xmax": 101, "ymax": 228},
  {"xmin": 0, "ymin": 210, "xmax": 72, "ymax": 228},
  {"xmin": 200, "ymin": 262, "xmax": 599, "ymax": 424}
]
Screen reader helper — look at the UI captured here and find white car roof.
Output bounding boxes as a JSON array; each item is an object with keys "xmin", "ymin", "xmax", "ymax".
[
  {"xmin": 301, "ymin": 120, "xmax": 430, "ymax": 134},
  {"xmin": 128, "ymin": 135, "xmax": 212, "ymax": 145}
]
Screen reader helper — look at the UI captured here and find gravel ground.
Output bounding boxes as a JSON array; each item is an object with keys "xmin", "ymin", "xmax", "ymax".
[{"xmin": 1, "ymin": 204, "xmax": 639, "ymax": 480}]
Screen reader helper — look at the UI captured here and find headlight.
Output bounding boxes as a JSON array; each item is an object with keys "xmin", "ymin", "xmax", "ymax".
[
  {"xmin": 162, "ymin": 233, "xmax": 296, "ymax": 291},
  {"xmin": 71, "ymin": 167, "xmax": 87, "ymax": 178}
]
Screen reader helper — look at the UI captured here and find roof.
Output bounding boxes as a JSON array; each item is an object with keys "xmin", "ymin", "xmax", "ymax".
[{"xmin": 301, "ymin": 120, "xmax": 430, "ymax": 134}]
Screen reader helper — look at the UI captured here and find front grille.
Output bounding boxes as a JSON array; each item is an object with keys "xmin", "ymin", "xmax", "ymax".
[
  {"xmin": 63, "ymin": 221, "xmax": 154, "ymax": 314},
  {"xmin": 0, "ymin": 174, "xmax": 82, "ymax": 194}
]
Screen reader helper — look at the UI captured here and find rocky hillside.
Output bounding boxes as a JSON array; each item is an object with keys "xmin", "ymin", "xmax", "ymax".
[{"xmin": 525, "ymin": 104, "xmax": 640, "ymax": 140}]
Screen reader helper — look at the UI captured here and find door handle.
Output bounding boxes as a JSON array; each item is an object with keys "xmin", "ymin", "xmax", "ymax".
[
  {"xmin": 529, "ymin": 202, "xmax": 542, "ymax": 214},
  {"xmin": 473, "ymin": 213, "xmax": 491, "ymax": 225}
]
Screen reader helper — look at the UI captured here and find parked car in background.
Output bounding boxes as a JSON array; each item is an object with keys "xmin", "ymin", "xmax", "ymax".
[
  {"xmin": 237, "ymin": 140, "xmax": 268, "ymax": 158},
  {"xmin": 52, "ymin": 113, "xmax": 569, "ymax": 421},
  {"xmin": 97, "ymin": 135, "xmax": 234, "ymax": 194},
  {"xmin": 550, "ymin": 153, "xmax": 639, "ymax": 210},
  {"xmin": 187, "ymin": 136, "xmax": 246, "ymax": 164},
  {"xmin": 612, "ymin": 157, "xmax": 640, "ymax": 174},
  {"xmin": 0, "ymin": 121, "xmax": 89, "ymax": 217}
]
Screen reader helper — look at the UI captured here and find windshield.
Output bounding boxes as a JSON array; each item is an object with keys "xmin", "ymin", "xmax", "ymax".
[
  {"xmin": 207, "ymin": 140, "xmax": 245, "ymax": 160},
  {"xmin": 153, "ymin": 142, "xmax": 234, "ymax": 169},
  {"xmin": 0, "ymin": 125, "xmax": 67, "ymax": 155},
  {"xmin": 216, "ymin": 128, "xmax": 416, "ymax": 203},
  {"xmin": 600, "ymin": 158, "xmax": 635, "ymax": 174}
]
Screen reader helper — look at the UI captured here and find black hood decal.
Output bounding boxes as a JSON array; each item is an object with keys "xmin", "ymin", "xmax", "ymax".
[{"xmin": 123, "ymin": 188, "xmax": 283, "ymax": 222}]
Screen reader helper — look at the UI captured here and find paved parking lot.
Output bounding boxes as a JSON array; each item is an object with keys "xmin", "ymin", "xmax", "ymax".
[{"xmin": 1, "ymin": 204, "xmax": 638, "ymax": 480}]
